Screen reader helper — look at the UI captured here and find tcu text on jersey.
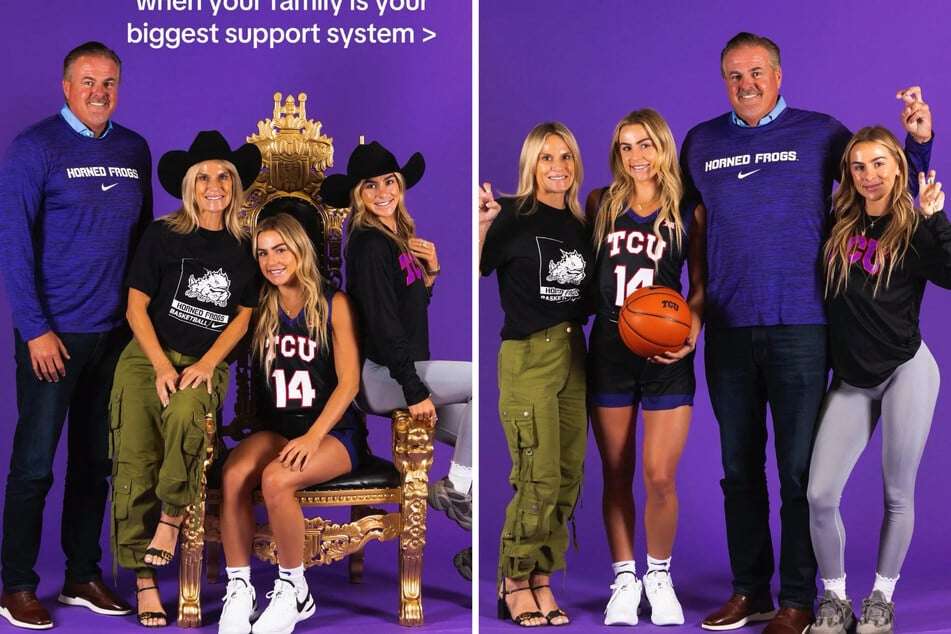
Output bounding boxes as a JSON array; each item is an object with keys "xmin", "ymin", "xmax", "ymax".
[
  {"xmin": 268, "ymin": 333, "xmax": 320, "ymax": 408},
  {"xmin": 605, "ymin": 229, "xmax": 668, "ymax": 306}
]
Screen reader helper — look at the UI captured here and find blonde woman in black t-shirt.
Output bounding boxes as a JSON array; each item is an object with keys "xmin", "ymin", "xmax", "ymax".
[
  {"xmin": 111, "ymin": 131, "xmax": 260, "ymax": 627},
  {"xmin": 480, "ymin": 122, "xmax": 594, "ymax": 627}
]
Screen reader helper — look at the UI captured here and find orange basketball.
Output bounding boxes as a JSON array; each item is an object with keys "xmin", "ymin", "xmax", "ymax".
[{"xmin": 618, "ymin": 286, "xmax": 692, "ymax": 358}]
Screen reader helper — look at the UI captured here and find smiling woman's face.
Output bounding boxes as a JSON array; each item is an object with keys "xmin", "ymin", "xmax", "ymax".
[
  {"xmin": 194, "ymin": 160, "xmax": 233, "ymax": 213},
  {"xmin": 534, "ymin": 134, "xmax": 574, "ymax": 208}
]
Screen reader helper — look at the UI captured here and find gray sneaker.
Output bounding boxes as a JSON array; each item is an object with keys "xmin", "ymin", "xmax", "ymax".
[
  {"xmin": 856, "ymin": 591, "xmax": 894, "ymax": 634},
  {"xmin": 812, "ymin": 590, "xmax": 855, "ymax": 634},
  {"xmin": 453, "ymin": 547, "xmax": 472, "ymax": 580},
  {"xmin": 427, "ymin": 476, "xmax": 472, "ymax": 531}
]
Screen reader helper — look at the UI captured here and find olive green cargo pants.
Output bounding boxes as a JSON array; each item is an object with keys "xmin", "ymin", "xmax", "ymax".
[
  {"xmin": 109, "ymin": 339, "xmax": 228, "ymax": 573},
  {"xmin": 497, "ymin": 322, "xmax": 587, "ymax": 580}
]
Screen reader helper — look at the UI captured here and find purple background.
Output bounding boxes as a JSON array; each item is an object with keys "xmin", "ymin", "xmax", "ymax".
[
  {"xmin": 0, "ymin": 1, "xmax": 471, "ymax": 632},
  {"xmin": 479, "ymin": 1, "xmax": 951, "ymax": 632}
]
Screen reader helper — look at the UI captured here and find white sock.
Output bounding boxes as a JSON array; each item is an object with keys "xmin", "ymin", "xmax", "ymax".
[
  {"xmin": 226, "ymin": 566, "xmax": 251, "ymax": 584},
  {"xmin": 821, "ymin": 575, "xmax": 847, "ymax": 600},
  {"xmin": 447, "ymin": 462, "xmax": 472, "ymax": 494},
  {"xmin": 872, "ymin": 573, "xmax": 899, "ymax": 602},
  {"xmin": 278, "ymin": 565, "xmax": 308, "ymax": 594},
  {"xmin": 646, "ymin": 555, "xmax": 671, "ymax": 573},
  {"xmin": 612, "ymin": 560, "xmax": 637, "ymax": 580}
]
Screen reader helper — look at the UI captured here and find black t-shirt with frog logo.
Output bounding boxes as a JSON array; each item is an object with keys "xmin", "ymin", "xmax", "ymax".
[
  {"xmin": 481, "ymin": 197, "xmax": 593, "ymax": 340},
  {"xmin": 126, "ymin": 220, "xmax": 258, "ymax": 357}
]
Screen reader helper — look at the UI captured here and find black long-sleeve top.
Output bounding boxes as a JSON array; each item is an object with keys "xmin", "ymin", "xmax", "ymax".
[
  {"xmin": 828, "ymin": 210, "xmax": 951, "ymax": 387},
  {"xmin": 345, "ymin": 226, "xmax": 431, "ymax": 405}
]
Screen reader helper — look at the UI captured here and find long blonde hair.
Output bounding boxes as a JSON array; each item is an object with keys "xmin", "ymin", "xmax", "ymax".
[
  {"xmin": 513, "ymin": 122, "xmax": 585, "ymax": 225},
  {"xmin": 824, "ymin": 126, "xmax": 917, "ymax": 297},
  {"xmin": 163, "ymin": 160, "xmax": 246, "ymax": 240},
  {"xmin": 252, "ymin": 213, "xmax": 330, "ymax": 379},
  {"xmin": 593, "ymin": 109, "xmax": 685, "ymax": 255},
  {"xmin": 345, "ymin": 172, "xmax": 417, "ymax": 253}
]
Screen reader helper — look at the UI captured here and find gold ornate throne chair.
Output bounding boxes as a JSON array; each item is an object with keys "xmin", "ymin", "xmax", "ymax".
[{"xmin": 176, "ymin": 93, "xmax": 436, "ymax": 628}]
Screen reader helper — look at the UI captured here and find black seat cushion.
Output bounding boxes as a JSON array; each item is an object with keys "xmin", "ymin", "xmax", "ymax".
[{"xmin": 305, "ymin": 454, "xmax": 400, "ymax": 491}]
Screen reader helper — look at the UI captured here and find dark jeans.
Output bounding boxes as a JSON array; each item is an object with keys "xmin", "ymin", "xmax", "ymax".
[
  {"xmin": 704, "ymin": 325, "xmax": 828, "ymax": 610},
  {"xmin": 2, "ymin": 328, "xmax": 129, "ymax": 592}
]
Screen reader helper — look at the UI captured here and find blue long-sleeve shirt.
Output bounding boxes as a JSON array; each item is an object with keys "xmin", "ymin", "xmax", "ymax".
[{"xmin": 0, "ymin": 114, "xmax": 152, "ymax": 340}]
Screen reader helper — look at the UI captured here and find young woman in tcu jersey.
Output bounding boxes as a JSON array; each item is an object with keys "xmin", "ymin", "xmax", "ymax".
[
  {"xmin": 807, "ymin": 127, "xmax": 950, "ymax": 634},
  {"xmin": 216, "ymin": 212, "xmax": 365, "ymax": 634},
  {"xmin": 586, "ymin": 109, "xmax": 705, "ymax": 626}
]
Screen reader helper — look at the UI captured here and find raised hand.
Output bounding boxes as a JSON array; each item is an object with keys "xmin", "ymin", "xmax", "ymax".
[
  {"xmin": 897, "ymin": 86, "xmax": 932, "ymax": 143},
  {"xmin": 918, "ymin": 170, "xmax": 944, "ymax": 217},
  {"xmin": 478, "ymin": 182, "xmax": 501, "ymax": 225}
]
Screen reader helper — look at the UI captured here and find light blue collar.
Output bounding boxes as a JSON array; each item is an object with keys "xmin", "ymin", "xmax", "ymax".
[
  {"xmin": 732, "ymin": 95, "xmax": 787, "ymax": 128},
  {"xmin": 60, "ymin": 103, "xmax": 113, "ymax": 138}
]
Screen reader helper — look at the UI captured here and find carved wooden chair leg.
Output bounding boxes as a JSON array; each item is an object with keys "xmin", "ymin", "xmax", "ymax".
[
  {"xmin": 177, "ymin": 411, "xmax": 217, "ymax": 628},
  {"xmin": 392, "ymin": 409, "xmax": 432, "ymax": 626},
  {"xmin": 398, "ymin": 480, "xmax": 426, "ymax": 626}
]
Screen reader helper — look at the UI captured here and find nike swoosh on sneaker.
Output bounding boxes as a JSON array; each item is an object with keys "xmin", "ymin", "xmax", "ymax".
[
  {"xmin": 101, "ymin": 183, "xmax": 118, "ymax": 191},
  {"xmin": 298, "ymin": 594, "xmax": 314, "ymax": 612},
  {"xmin": 737, "ymin": 169, "xmax": 761, "ymax": 179}
]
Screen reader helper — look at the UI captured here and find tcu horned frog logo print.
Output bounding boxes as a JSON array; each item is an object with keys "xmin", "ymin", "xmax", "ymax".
[
  {"xmin": 169, "ymin": 262, "xmax": 233, "ymax": 331},
  {"xmin": 538, "ymin": 237, "xmax": 587, "ymax": 302},
  {"xmin": 185, "ymin": 268, "xmax": 232, "ymax": 307}
]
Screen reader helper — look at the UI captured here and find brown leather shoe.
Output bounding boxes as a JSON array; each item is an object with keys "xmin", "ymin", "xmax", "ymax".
[
  {"xmin": 58, "ymin": 578, "xmax": 133, "ymax": 616},
  {"xmin": 0, "ymin": 591, "xmax": 53, "ymax": 629},
  {"xmin": 761, "ymin": 607, "xmax": 814, "ymax": 634},
  {"xmin": 702, "ymin": 593, "xmax": 776, "ymax": 630}
]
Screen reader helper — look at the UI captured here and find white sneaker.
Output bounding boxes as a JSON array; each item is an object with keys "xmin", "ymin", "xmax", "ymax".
[
  {"xmin": 604, "ymin": 572, "xmax": 642, "ymax": 626},
  {"xmin": 643, "ymin": 570, "xmax": 685, "ymax": 625},
  {"xmin": 219, "ymin": 578, "xmax": 257, "ymax": 634},
  {"xmin": 252, "ymin": 579, "xmax": 315, "ymax": 634}
]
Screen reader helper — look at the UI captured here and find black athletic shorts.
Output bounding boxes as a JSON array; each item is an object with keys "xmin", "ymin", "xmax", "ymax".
[
  {"xmin": 587, "ymin": 315, "xmax": 695, "ymax": 410},
  {"xmin": 272, "ymin": 409, "xmax": 368, "ymax": 469}
]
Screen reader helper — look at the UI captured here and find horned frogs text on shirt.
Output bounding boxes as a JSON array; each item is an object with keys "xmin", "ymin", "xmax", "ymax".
[
  {"xmin": 703, "ymin": 150, "xmax": 797, "ymax": 172},
  {"xmin": 64, "ymin": 165, "xmax": 141, "ymax": 179},
  {"xmin": 170, "ymin": 266, "xmax": 232, "ymax": 331}
]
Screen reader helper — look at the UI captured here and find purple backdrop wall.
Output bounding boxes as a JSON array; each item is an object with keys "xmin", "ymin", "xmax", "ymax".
[
  {"xmin": 479, "ymin": 1, "xmax": 951, "ymax": 631},
  {"xmin": 0, "ymin": 1, "xmax": 471, "ymax": 632}
]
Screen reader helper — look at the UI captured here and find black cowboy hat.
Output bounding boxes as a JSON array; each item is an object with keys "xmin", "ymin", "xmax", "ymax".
[
  {"xmin": 320, "ymin": 140, "xmax": 425, "ymax": 208},
  {"xmin": 158, "ymin": 130, "xmax": 262, "ymax": 199}
]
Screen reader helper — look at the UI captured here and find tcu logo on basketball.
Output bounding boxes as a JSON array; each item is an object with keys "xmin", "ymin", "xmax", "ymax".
[{"xmin": 661, "ymin": 299, "xmax": 680, "ymax": 311}]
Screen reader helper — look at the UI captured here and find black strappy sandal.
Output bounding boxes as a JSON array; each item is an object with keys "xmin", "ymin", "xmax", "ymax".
[
  {"xmin": 530, "ymin": 583, "xmax": 570, "ymax": 625},
  {"xmin": 498, "ymin": 580, "xmax": 546, "ymax": 627},
  {"xmin": 144, "ymin": 518, "xmax": 181, "ymax": 566},
  {"xmin": 135, "ymin": 585, "xmax": 167, "ymax": 628}
]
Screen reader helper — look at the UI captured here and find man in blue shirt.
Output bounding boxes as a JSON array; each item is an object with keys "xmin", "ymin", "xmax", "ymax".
[
  {"xmin": 0, "ymin": 41, "xmax": 152, "ymax": 630},
  {"xmin": 680, "ymin": 32, "xmax": 932, "ymax": 634}
]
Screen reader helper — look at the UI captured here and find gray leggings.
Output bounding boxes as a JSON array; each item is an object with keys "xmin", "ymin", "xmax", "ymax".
[
  {"xmin": 807, "ymin": 342, "xmax": 939, "ymax": 580},
  {"xmin": 357, "ymin": 359, "xmax": 472, "ymax": 468}
]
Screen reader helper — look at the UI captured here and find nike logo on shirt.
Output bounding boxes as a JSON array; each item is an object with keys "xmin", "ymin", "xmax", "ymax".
[
  {"xmin": 737, "ymin": 169, "xmax": 761, "ymax": 179},
  {"xmin": 101, "ymin": 183, "xmax": 118, "ymax": 191}
]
